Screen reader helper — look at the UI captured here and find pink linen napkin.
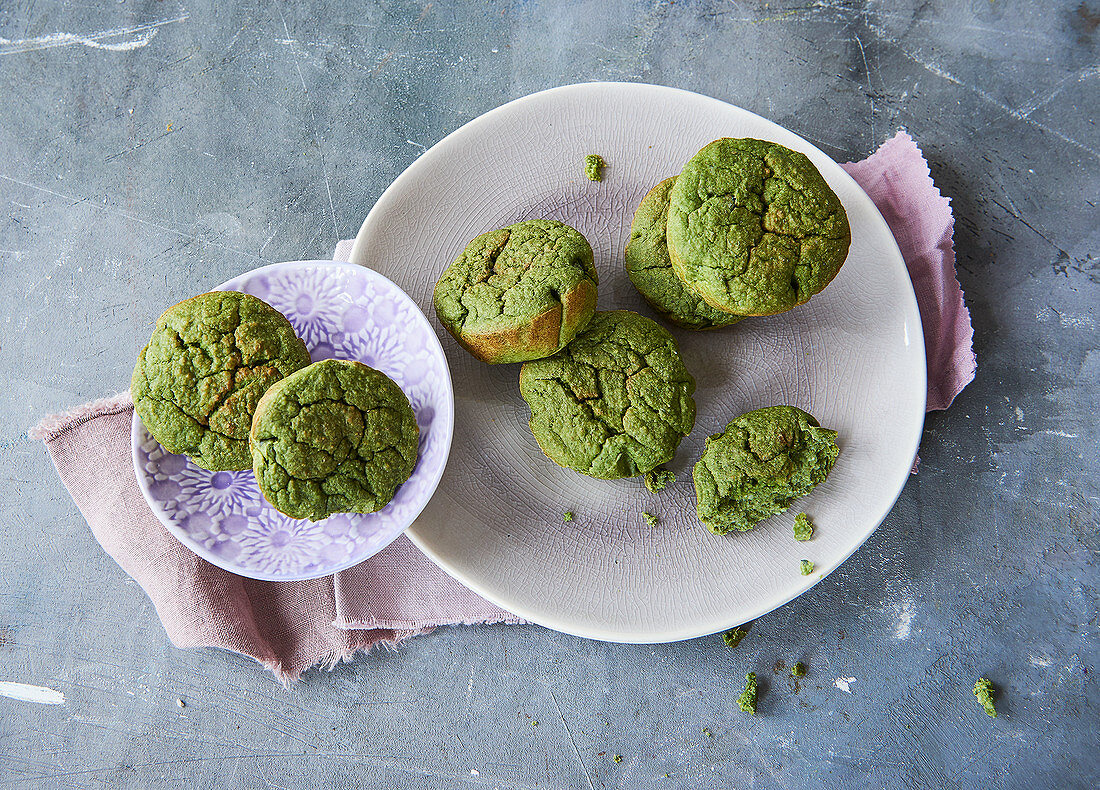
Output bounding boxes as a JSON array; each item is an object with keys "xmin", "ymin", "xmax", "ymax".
[
  {"xmin": 30, "ymin": 395, "xmax": 521, "ymax": 684},
  {"xmin": 840, "ymin": 131, "xmax": 975, "ymax": 411},
  {"xmin": 32, "ymin": 130, "xmax": 974, "ymax": 683}
]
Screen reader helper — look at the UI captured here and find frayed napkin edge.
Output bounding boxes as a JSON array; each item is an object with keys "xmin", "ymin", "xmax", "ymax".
[
  {"xmin": 262, "ymin": 628, "xmax": 437, "ymax": 686},
  {"xmin": 29, "ymin": 390, "xmax": 134, "ymax": 443},
  {"xmin": 844, "ymin": 128, "xmax": 977, "ymax": 411},
  {"xmin": 333, "ymin": 615, "xmax": 528, "ymax": 630}
]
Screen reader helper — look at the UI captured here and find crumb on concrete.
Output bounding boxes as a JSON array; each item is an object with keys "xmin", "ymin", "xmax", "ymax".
[
  {"xmin": 974, "ymin": 677, "xmax": 997, "ymax": 718},
  {"xmin": 722, "ymin": 626, "xmax": 749, "ymax": 649}
]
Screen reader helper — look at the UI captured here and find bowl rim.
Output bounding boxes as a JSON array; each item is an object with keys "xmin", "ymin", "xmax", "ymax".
[{"xmin": 131, "ymin": 259, "xmax": 456, "ymax": 582}]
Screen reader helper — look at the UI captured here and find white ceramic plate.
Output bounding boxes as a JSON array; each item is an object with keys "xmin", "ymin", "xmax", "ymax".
[{"xmin": 349, "ymin": 82, "xmax": 926, "ymax": 642}]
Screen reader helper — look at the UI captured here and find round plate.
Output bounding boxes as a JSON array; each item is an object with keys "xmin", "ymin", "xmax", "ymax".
[
  {"xmin": 349, "ymin": 82, "xmax": 926, "ymax": 641},
  {"xmin": 131, "ymin": 261, "xmax": 454, "ymax": 581}
]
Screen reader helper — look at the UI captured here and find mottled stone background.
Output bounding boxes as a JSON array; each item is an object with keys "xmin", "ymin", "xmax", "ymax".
[{"xmin": 1, "ymin": 1, "xmax": 1096, "ymax": 787}]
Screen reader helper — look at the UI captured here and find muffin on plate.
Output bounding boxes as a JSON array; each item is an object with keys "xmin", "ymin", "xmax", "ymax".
[
  {"xmin": 693, "ymin": 405, "xmax": 839, "ymax": 535},
  {"xmin": 667, "ymin": 138, "xmax": 850, "ymax": 317},
  {"xmin": 625, "ymin": 176, "xmax": 744, "ymax": 331},
  {"xmin": 519, "ymin": 310, "xmax": 696, "ymax": 480},
  {"xmin": 433, "ymin": 219, "xmax": 598, "ymax": 364}
]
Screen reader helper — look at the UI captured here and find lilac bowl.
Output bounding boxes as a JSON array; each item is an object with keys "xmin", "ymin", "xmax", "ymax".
[{"xmin": 131, "ymin": 261, "xmax": 454, "ymax": 581}]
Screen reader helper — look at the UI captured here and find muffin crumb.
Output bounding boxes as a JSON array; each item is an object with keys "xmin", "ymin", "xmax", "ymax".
[
  {"xmin": 794, "ymin": 512, "xmax": 814, "ymax": 541},
  {"xmin": 584, "ymin": 154, "xmax": 605, "ymax": 182},
  {"xmin": 974, "ymin": 678, "xmax": 997, "ymax": 718},
  {"xmin": 644, "ymin": 468, "xmax": 676, "ymax": 493},
  {"xmin": 737, "ymin": 672, "xmax": 758, "ymax": 714},
  {"xmin": 722, "ymin": 626, "xmax": 749, "ymax": 649}
]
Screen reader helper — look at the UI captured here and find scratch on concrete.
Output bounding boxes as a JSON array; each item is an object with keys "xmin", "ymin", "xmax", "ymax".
[
  {"xmin": 895, "ymin": 49, "xmax": 1100, "ymax": 161},
  {"xmin": 991, "ymin": 199, "xmax": 1077, "ymax": 259},
  {"xmin": 0, "ymin": 13, "xmax": 189, "ymax": 55},
  {"xmin": 1016, "ymin": 65, "xmax": 1100, "ymax": 118},
  {"xmin": 318, "ymin": 146, "xmax": 340, "ymax": 237},
  {"xmin": 104, "ymin": 126, "xmax": 181, "ymax": 163},
  {"xmin": 276, "ymin": 7, "xmax": 340, "ymax": 237},
  {"xmin": 0, "ymin": 680, "xmax": 65, "ymax": 704},
  {"xmin": 852, "ymin": 33, "xmax": 876, "ymax": 143},
  {"xmin": 0, "ymin": 174, "xmax": 270, "ymax": 263},
  {"xmin": 549, "ymin": 689, "xmax": 595, "ymax": 790},
  {"xmin": 277, "ymin": 7, "xmax": 309, "ymax": 93}
]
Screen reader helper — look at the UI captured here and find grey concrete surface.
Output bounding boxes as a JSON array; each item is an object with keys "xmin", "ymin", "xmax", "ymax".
[{"xmin": 1, "ymin": 0, "xmax": 1098, "ymax": 787}]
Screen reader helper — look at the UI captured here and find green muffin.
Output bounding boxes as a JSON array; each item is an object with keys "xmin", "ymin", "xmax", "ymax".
[
  {"xmin": 667, "ymin": 138, "xmax": 851, "ymax": 317},
  {"xmin": 250, "ymin": 359, "xmax": 420, "ymax": 521},
  {"xmin": 519, "ymin": 310, "xmax": 696, "ymax": 479},
  {"xmin": 433, "ymin": 219, "xmax": 598, "ymax": 364},
  {"xmin": 693, "ymin": 405, "xmax": 839, "ymax": 534},
  {"xmin": 132, "ymin": 291, "xmax": 310, "ymax": 471},
  {"xmin": 625, "ymin": 177, "xmax": 744, "ymax": 331}
]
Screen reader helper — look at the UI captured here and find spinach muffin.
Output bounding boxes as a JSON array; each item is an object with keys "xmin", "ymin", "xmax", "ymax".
[
  {"xmin": 693, "ymin": 405, "xmax": 839, "ymax": 534},
  {"xmin": 519, "ymin": 310, "xmax": 696, "ymax": 479},
  {"xmin": 625, "ymin": 177, "xmax": 744, "ymax": 331},
  {"xmin": 433, "ymin": 219, "xmax": 598, "ymax": 364},
  {"xmin": 132, "ymin": 291, "xmax": 310, "ymax": 471},
  {"xmin": 249, "ymin": 359, "xmax": 420, "ymax": 521},
  {"xmin": 667, "ymin": 138, "xmax": 850, "ymax": 317}
]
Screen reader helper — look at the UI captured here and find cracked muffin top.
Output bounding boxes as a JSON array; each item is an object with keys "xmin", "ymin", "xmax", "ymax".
[
  {"xmin": 693, "ymin": 405, "xmax": 839, "ymax": 535},
  {"xmin": 433, "ymin": 219, "xmax": 598, "ymax": 364},
  {"xmin": 666, "ymin": 138, "xmax": 850, "ymax": 317},
  {"xmin": 625, "ymin": 176, "xmax": 744, "ymax": 331},
  {"xmin": 250, "ymin": 359, "xmax": 419, "ymax": 521},
  {"xmin": 519, "ymin": 310, "xmax": 696, "ymax": 480},
  {"xmin": 132, "ymin": 291, "xmax": 310, "ymax": 471}
]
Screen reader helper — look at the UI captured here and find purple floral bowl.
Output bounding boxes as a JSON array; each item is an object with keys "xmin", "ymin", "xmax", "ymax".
[{"xmin": 131, "ymin": 261, "xmax": 454, "ymax": 581}]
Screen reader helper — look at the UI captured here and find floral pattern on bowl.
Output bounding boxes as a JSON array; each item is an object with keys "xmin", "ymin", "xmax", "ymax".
[{"xmin": 132, "ymin": 261, "xmax": 454, "ymax": 581}]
